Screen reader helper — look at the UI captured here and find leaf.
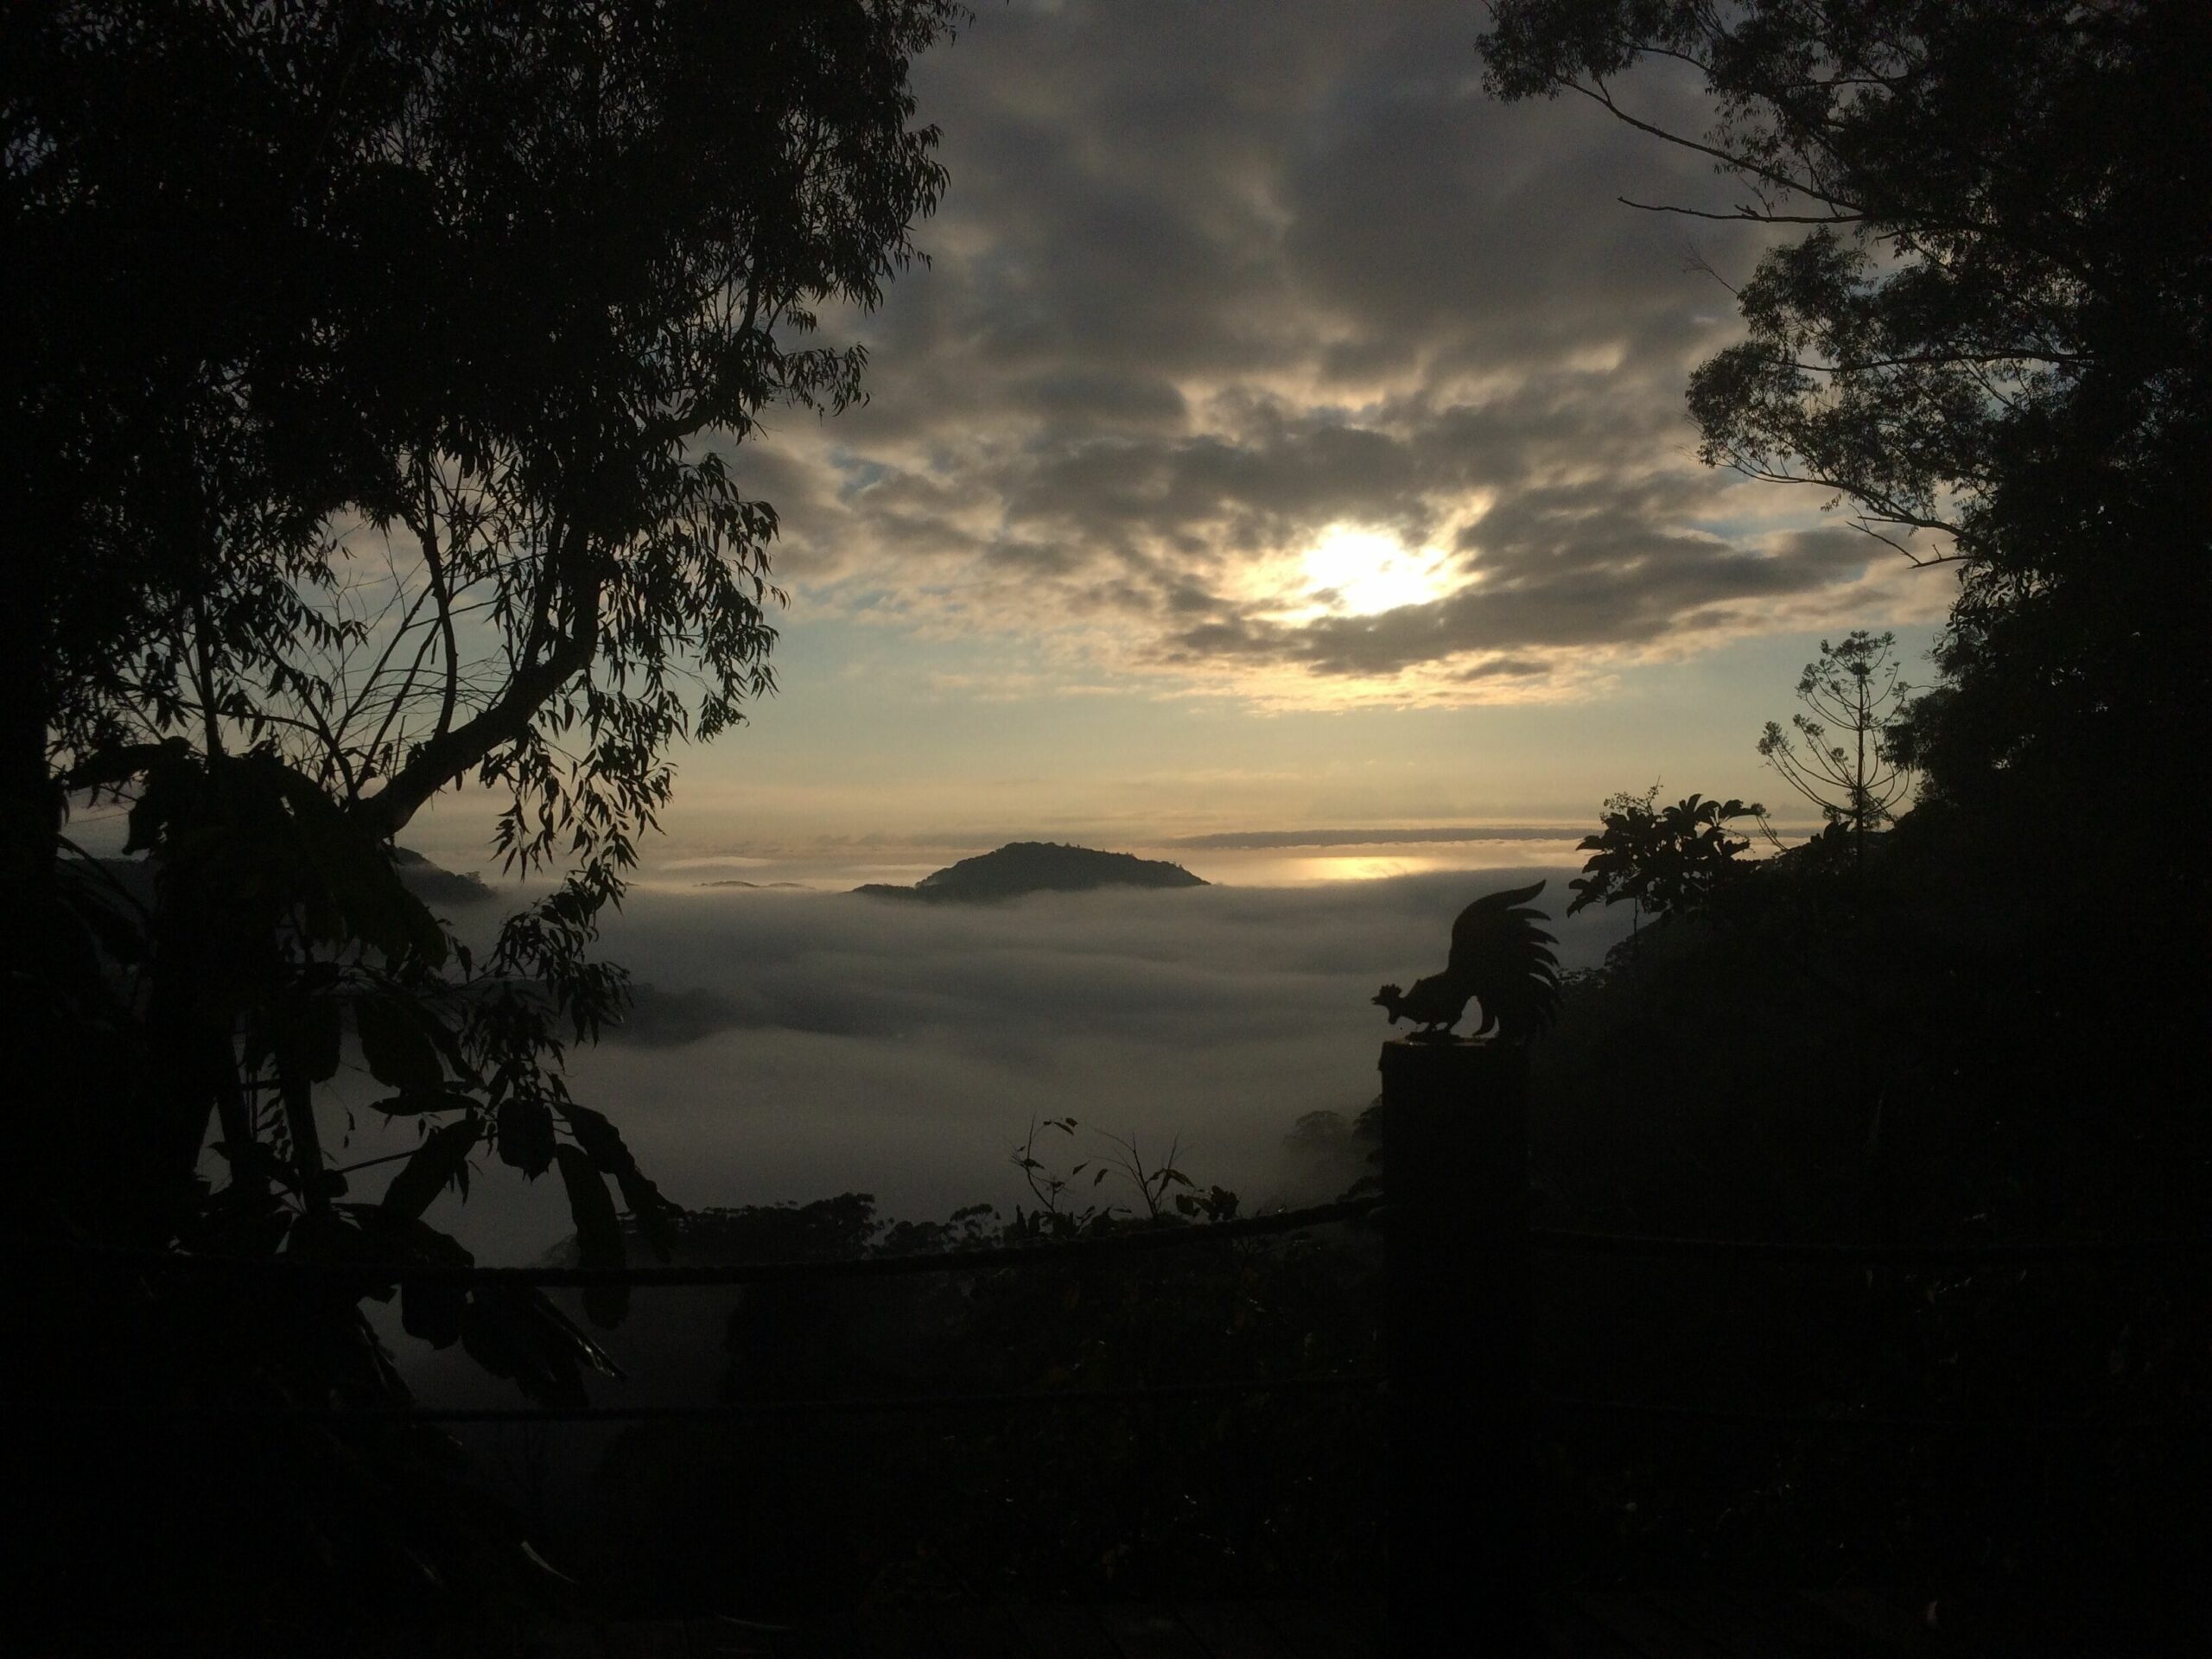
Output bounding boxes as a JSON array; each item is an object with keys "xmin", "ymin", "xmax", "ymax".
[
  {"xmin": 611, "ymin": 1162, "xmax": 678, "ymax": 1262},
  {"xmin": 459, "ymin": 1286, "xmax": 618, "ymax": 1407},
  {"xmin": 371, "ymin": 1090, "xmax": 480, "ymax": 1116},
  {"xmin": 56, "ymin": 867, "xmax": 148, "ymax": 965},
  {"xmin": 284, "ymin": 1208, "xmax": 395, "ymax": 1301},
  {"xmin": 270, "ymin": 763, "xmax": 447, "ymax": 967},
  {"xmin": 216, "ymin": 1136, "xmax": 298, "ymax": 1192},
  {"xmin": 517, "ymin": 1286, "xmax": 622, "ymax": 1382},
  {"xmin": 559, "ymin": 1103, "xmax": 626, "ymax": 1170},
  {"xmin": 459, "ymin": 1289, "xmax": 528, "ymax": 1384},
  {"xmin": 498, "ymin": 1097, "xmax": 557, "ymax": 1176},
  {"xmin": 357, "ymin": 996, "xmax": 443, "ymax": 1096},
  {"xmin": 558, "ymin": 1103, "xmax": 677, "ymax": 1257},
  {"xmin": 270, "ymin": 995, "xmax": 342, "ymax": 1084},
  {"xmin": 402, "ymin": 1276, "xmax": 466, "ymax": 1349},
  {"xmin": 519, "ymin": 1541, "xmax": 577, "ymax": 1585},
  {"xmin": 380, "ymin": 1119, "xmax": 478, "ymax": 1220},
  {"xmin": 554, "ymin": 1143, "xmax": 627, "ymax": 1328}
]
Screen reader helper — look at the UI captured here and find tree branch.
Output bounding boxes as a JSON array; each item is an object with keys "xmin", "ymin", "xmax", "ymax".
[
  {"xmin": 350, "ymin": 527, "xmax": 602, "ymax": 843},
  {"xmin": 1573, "ymin": 77, "xmax": 1864, "ymax": 216},
  {"xmin": 1619, "ymin": 196, "xmax": 1861, "ymax": 226}
]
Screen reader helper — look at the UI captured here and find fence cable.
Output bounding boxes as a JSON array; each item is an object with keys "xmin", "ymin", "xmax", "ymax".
[
  {"xmin": 25, "ymin": 1371, "xmax": 1388, "ymax": 1425},
  {"xmin": 63, "ymin": 1196, "xmax": 1383, "ymax": 1287},
  {"xmin": 1530, "ymin": 1388, "xmax": 2198, "ymax": 1436},
  {"xmin": 1529, "ymin": 1228, "xmax": 2212, "ymax": 1266},
  {"xmin": 69, "ymin": 1203, "xmax": 2209, "ymax": 1288}
]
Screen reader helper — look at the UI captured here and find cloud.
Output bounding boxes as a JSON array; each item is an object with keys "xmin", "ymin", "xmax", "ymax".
[
  {"xmin": 1167, "ymin": 827, "xmax": 1586, "ymax": 851},
  {"xmin": 343, "ymin": 874, "xmax": 1632, "ymax": 1267},
  {"xmin": 727, "ymin": 0, "xmax": 1948, "ymax": 705},
  {"xmin": 572, "ymin": 875, "xmax": 1628, "ymax": 1233}
]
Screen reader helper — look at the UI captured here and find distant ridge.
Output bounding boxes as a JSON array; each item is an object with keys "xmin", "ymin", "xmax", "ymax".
[
  {"xmin": 854, "ymin": 841, "xmax": 1207, "ymax": 902},
  {"xmin": 1166, "ymin": 825, "xmax": 1586, "ymax": 850},
  {"xmin": 391, "ymin": 846, "xmax": 494, "ymax": 906}
]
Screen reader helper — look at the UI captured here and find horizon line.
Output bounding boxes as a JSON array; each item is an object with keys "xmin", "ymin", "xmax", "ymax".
[{"xmin": 1162, "ymin": 826, "xmax": 1590, "ymax": 850}]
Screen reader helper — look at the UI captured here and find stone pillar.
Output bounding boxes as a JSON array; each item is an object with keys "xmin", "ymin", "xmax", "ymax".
[{"xmin": 1379, "ymin": 1036, "xmax": 1533, "ymax": 1654}]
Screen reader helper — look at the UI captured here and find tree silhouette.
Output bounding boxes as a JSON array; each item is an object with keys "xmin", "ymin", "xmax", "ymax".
[
  {"xmin": 9, "ymin": 0, "xmax": 963, "ymax": 1624},
  {"xmin": 1758, "ymin": 632, "xmax": 1912, "ymax": 875},
  {"xmin": 1567, "ymin": 791, "xmax": 1763, "ymax": 935},
  {"xmin": 1479, "ymin": 2, "xmax": 2212, "ymax": 860},
  {"xmin": 8, "ymin": 0, "xmax": 957, "ymax": 1423}
]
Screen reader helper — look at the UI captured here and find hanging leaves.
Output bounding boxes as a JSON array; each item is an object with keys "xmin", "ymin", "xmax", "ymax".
[
  {"xmin": 379, "ymin": 1119, "xmax": 478, "ymax": 1221},
  {"xmin": 269, "ymin": 993, "xmax": 342, "ymax": 1085},
  {"xmin": 356, "ymin": 996, "xmax": 444, "ymax": 1096},
  {"xmin": 561, "ymin": 1102, "xmax": 678, "ymax": 1260},
  {"xmin": 370, "ymin": 1090, "xmax": 479, "ymax": 1116},
  {"xmin": 554, "ymin": 1143, "xmax": 628, "ymax": 1329},
  {"xmin": 497, "ymin": 1096, "xmax": 558, "ymax": 1176}
]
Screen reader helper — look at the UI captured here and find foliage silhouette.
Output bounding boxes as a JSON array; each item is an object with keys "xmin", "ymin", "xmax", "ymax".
[
  {"xmin": 7, "ymin": 0, "xmax": 959, "ymax": 1630},
  {"xmin": 571, "ymin": 1179, "xmax": 1382, "ymax": 1617},
  {"xmin": 1758, "ymin": 632, "xmax": 1912, "ymax": 877},
  {"xmin": 1566, "ymin": 791, "xmax": 1762, "ymax": 938},
  {"xmin": 1480, "ymin": 0, "xmax": 2212, "ymax": 960},
  {"xmin": 1010, "ymin": 1116, "xmax": 1236, "ymax": 1234},
  {"xmin": 1530, "ymin": 813, "xmax": 2212, "ymax": 1653}
]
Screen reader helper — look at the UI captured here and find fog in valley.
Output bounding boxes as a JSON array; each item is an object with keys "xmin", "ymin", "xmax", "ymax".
[{"xmin": 348, "ymin": 866, "xmax": 1632, "ymax": 1271}]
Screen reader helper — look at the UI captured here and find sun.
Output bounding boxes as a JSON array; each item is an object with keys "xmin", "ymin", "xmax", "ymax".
[{"xmin": 1298, "ymin": 524, "xmax": 1455, "ymax": 616}]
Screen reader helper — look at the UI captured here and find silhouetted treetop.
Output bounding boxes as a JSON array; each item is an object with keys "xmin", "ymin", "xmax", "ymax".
[
  {"xmin": 1482, "ymin": 2, "xmax": 2212, "ymax": 845},
  {"xmin": 4, "ymin": 0, "xmax": 963, "ymax": 1464},
  {"xmin": 1567, "ymin": 791, "xmax": 1761, "ymax": 930},
  {"xmin": 1758, "ymin": 632, "xmax": 1911, "ymax": 876},
  {"xmin": 11, "ymin": 0, "xmax": 960, "ymax": 867}
]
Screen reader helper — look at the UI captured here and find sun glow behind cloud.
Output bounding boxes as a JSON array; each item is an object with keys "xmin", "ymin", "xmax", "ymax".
[
  {"xmin": 713, "ymin": 0, "xmax": 1963, "ymax": 725},
  {"xmin": 1292, "ymin": 524, "xmax": 1462, "ymax": 618}
]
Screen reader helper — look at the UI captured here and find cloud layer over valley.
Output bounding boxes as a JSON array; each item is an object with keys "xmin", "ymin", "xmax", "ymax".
[{"xmin": 370, "ymin": 873, "xmax": 1631, "ymax": 1264}]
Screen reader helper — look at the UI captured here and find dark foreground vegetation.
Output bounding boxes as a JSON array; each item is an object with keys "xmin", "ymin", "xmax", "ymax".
[
  {"xmin": 536, "ymin": 772, "xmax": 2210, "ymax": 1650},
  {"xmin": 578, "ymin": 1189, "xmax": 1383, "ymax": 1618},
  {"xmin": 7, "ymin": 1, "xmax": 2209, "ymax": 1653}
]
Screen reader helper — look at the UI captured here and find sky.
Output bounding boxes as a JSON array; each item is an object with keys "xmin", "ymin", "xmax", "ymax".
[{"xmin": 385, "ymin": 0, "xmax": 1952, "ymax": 889}]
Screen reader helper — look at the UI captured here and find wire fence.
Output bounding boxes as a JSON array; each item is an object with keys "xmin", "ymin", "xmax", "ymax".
[
  {"xmin": 1529, "ymin": 1390, "xmax": 2198, "ymax": 1436},
  {"xmin": 58, "ymin": 1193, "xmax": 2209, "ymax": 1434},
  {"xmin": 1528, "ymin": 1227, "xmax": 2212, "ymax": 1265},
  {"xmin": 72, "ymin": 1197, "xmax": 2211, "ymax": 1287},
  {"xmin": 72, "ymin": 1194, "xmax": 1383, "ymax": 1287},
  {"xmin": 35, "ymin": 1372, "xmax": 1389, "ymax": 1426}
]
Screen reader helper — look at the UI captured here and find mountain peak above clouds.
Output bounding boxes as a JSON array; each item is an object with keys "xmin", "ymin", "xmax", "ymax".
[{"xmin": 854, "ymin": 841, "xmax": 1207, "ymax": 902}]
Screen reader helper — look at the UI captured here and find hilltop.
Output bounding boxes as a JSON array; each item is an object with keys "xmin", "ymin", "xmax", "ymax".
[
  {"xmin": 854, "ymin": 841, "xmax": 1207, "ymax": 902},
  {"xmin": 391, "ymin": 847, "xmax": 494, "ymax": 906}
]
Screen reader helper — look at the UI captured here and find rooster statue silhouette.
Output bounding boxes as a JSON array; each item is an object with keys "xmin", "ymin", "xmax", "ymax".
[{"xmin": 1372, "ymin": 880, "xmax": 1561, "ymax": 1041}]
